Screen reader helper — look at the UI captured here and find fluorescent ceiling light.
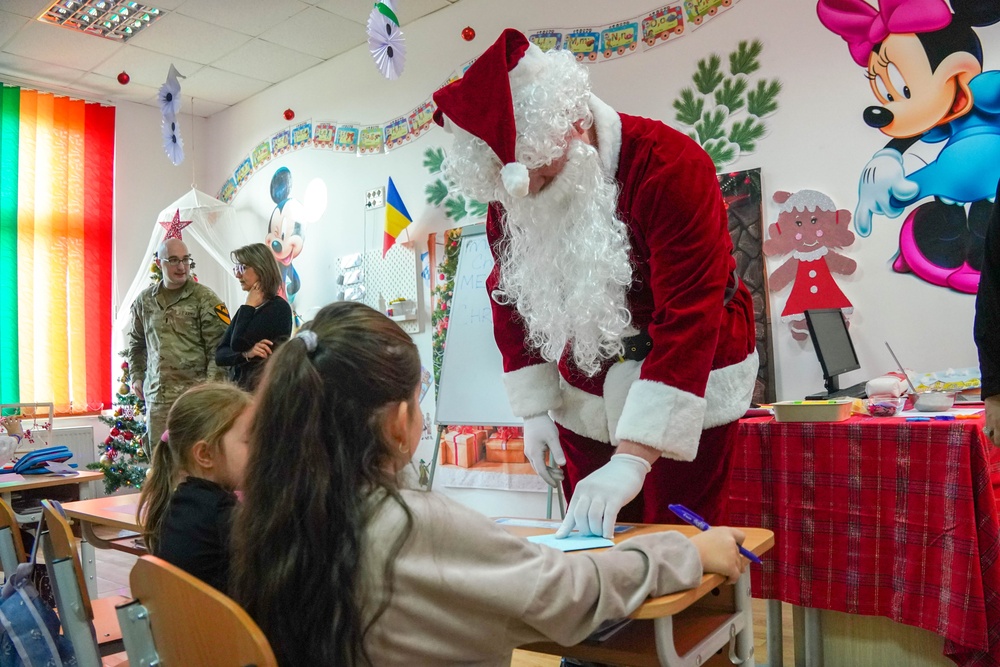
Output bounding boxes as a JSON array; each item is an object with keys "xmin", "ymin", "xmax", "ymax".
[{"xmin": 38, "ymin": 0, "xmax": 165, "ymax": 43}]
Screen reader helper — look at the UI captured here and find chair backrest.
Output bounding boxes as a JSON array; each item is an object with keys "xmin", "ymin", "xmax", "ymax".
[
  {"xmin": 39, "ymin": 499, "xmax": 103, "ymax": 667},
  {"xmin": 0, "ymin": 496, "xmax": 26, "ymax": 574},
  {"xmin": 120, "ymin": 555, "xmax": 277, "ymax": 667}
]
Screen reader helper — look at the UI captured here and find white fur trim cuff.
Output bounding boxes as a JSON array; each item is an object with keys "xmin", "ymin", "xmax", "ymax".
[
  {"xmin": 615, "ymin": 380, "xmax": 706, "ymax": 461},
  {"xmin": 503, "ymin": 363, "xmax": 563, "ymax": 417},
  {"xmin": 702, "ymin": 351, "xmax": 759, "ymax": 429},
  {"xmin": 550, "ymin": 377, "xmax": 611, "ymax": 443}
]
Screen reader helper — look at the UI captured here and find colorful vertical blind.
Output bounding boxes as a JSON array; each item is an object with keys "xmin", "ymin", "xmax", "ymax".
[{"xmin": 0, "ymin": 85, "xmax": 114, "ymax": 413}]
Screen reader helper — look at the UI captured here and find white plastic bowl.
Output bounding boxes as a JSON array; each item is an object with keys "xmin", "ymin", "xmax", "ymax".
[{"xmin": 913, "ymin": 391, "xmax": 955, "ymax": 412}]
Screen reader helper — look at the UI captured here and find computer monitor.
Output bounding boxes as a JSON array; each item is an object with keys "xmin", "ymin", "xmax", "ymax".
[{"xmin": 804, "ymin": 309, "xmax": 860, "ymax": 395}]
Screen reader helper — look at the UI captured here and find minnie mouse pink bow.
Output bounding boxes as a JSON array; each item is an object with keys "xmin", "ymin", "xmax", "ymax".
[{"xmin": 816, "ymin": 0, "xmax": 953, "ymax": 66}]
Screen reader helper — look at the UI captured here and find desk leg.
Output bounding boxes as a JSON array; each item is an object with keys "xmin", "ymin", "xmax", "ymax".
[
  {"xmin": 78, "ymin": 482, "xmax": 98, "ymax": 599},
  {"xmin": 766, "ymin": 600, "xmax": 784, "ymax": 667},
  {"xmin": 792, "ymin": 605, "xmax": 824, "ymax": 667},
  {"xmin": 652, "ymin": 570, "xmax": 755, "ymax": 666},
  {"xmin": 803, "ymin": 607, "xmax": 823, "ymax": 667}
]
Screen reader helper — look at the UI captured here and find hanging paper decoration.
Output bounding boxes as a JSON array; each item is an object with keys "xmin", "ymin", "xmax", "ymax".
[
  {"xmin": 159, "ymin": 64, "xmax": 185, "ymax": 165},
  {"xmin": 368, "ymin": 1, "xmax": 405, "ymax": 80},
  {"xmin": 159, "ymin": 209, "xmax": 193, "ymax": 241}
]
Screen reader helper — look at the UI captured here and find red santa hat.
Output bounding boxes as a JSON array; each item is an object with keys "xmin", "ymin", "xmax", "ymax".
[{"xmin": 433, "ymin": 28, "xmax": 544, "ymax": 198}]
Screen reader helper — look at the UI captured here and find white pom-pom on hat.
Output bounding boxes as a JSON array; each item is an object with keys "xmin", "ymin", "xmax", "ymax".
[{"xmin": 501, "ymin": 162, "xmax": 530, "ymax": 198}]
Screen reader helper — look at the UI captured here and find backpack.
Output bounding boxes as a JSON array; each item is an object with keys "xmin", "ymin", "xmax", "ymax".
[{"xmin": 0, "ymin": 515, "xmax": 76, "ymax": 666}]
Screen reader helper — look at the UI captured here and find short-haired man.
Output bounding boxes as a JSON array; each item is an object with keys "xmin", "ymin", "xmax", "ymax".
[
  {"xmin": 126, "ymin": 237, "xmax": 230, "ymax": 453},
  {"xmin": 433, "ymin": 29, "xmax": 758, "ymax": 538}
]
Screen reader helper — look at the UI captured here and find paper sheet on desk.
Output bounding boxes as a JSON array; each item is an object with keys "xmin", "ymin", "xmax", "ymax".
[
  {"xmin": 898, "ymin": 407, "xmax": 984, "ymax": 417},
  {"xmin": 43, "ymin": 462, "xmax": 79, "ymax": 476},
  {"xmin": 495, "ymin": 518, "xmax": 634, "ymax": 534},
  {"xmin": 527, "ymin": 533, "xmax": 615, "ymax": 551}
]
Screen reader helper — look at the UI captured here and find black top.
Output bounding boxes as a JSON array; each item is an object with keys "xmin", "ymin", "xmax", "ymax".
[
  {"xmin": 154, "ymin": 477, "xmax": 236, "ymax": 593},
  {"xmin": 215, "ymin": 296, "xmax": 293, "ymax": 390},
  {"xmin": 975, "ymin": 181, "xmax": 1000, "ymax": 400}
]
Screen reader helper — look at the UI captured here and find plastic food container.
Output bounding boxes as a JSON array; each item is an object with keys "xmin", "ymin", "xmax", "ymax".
[
  {"xmin": 772, "ymin": 399, "xmax": 855, "ymax": 423},
  {"xmin": 864, "ymin": 396, "xmax": 905, "ymax": 417},
  {"xmin": 912, "ymin": 390, "xmax": 956, "ymax": 412}
]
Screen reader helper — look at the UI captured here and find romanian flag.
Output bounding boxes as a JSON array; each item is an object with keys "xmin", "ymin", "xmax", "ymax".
[{"xmin": 383, "ymin": 177, "xmax": 412, "ymax": 257}]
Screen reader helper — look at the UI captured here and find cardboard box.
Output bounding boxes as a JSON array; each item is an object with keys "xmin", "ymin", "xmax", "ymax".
[
  {"xmin": 485, "ymin": 436, "xmax": 526, "ymax": 463},
  {"xmin": 440, "ymin": 428, "xmax": 487, "ymax": 467}
]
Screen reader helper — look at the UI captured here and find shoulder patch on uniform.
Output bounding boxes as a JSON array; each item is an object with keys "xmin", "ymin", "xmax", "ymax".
[{"xmin": 215, "ymin": 304, "xmax": 231, "ymax": 325}]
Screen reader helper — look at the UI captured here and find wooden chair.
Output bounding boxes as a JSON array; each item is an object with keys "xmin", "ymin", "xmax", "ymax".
[
  {"xmin": 40, "ymin": 499, "xmax": 129, "ymax": 667},
  {"xmin": 117, "ymin": 555, "xmax": 277, "ymax": 667},
  {"xmin": 0, "ymin": 496, "xmax": 27, "ymax": 576}
]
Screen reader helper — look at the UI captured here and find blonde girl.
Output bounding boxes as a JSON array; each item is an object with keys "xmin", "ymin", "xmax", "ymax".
[{"xmin": 137, "ymin": 382, "xmax": 253, "ymax": 592}]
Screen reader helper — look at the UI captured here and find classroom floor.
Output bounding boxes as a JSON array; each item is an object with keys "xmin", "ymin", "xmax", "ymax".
[{"xmin": 91, "ymin": 528, "xmax": 795, "ymax": 667}]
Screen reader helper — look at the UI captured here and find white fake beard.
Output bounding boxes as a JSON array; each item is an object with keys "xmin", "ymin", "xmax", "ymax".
[{"xmin": 494, "ymin": 141, "xmax": 633, "ymax": 377}]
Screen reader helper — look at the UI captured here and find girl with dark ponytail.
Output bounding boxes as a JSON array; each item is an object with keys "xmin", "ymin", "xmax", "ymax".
[
  {"xmin": 231, "ymin": 301, "xmax": 748, "ymax": 667},
  {"xmin": 136, "ymin": 382, "xmax": 252, "ymax": 593}
]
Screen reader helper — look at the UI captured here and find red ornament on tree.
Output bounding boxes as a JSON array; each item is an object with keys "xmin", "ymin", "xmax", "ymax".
[
  {"xmin": 121, "ymin": 361, "xmax": 129, "ymax": 370},
  {"xmin": 283, "ymin": 108, "xmax": 295, "ymax": 121},
  {"xmin": 110, "ymin": 427, "xmax": 120, "ymax": 437},
  {"xmin": 123, "ymin": 431, "xmax": 133, "ymax": 441},
  {"xmin": 104, "ymin": 436, "xmax": 113, "ymax": 445},
  {"xmin": 462, "ymin": 26, "xmax": 476, "ymax": 41},
  {"xmin": 117, "ymin": 71, "xmax": 130, "ymax": 85}
]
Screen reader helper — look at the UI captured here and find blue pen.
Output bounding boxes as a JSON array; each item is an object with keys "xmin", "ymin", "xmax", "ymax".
[
  {"xmin": 668, "ymin": 503, "xmax": 762, "ymax": 564},
  {"xmin": 906, "ymin": 417, "xmax": 931, "ymax": 422}
]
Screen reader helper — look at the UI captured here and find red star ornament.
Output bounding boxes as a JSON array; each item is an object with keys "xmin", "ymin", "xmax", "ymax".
[{"xmin": 160, "ymin": 208, "xmax": 193, "ymax": 240}]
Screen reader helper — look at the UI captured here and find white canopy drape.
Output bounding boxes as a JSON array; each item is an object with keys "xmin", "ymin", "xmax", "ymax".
[{"xmin": 113, "ymin": 188, "xmax": 255, "ymax": 354}]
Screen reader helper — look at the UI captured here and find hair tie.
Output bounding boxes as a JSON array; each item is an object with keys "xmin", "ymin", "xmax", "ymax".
[
  {"xmin": 160, "ymin": 430, "xmax": 169, "ymax": 443},
  {"xmin": 297, "ymin": 329, "xmax": 319, "ymax": 353}
]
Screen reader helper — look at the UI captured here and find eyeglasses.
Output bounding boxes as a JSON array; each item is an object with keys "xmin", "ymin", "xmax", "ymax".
[
  {"xmin": 163, "ymin": 256, "xmax": 195, "ymax": 268},
  {"xmin": 233, "ymin": 264, "xmax": 246, "ymax": 277}
]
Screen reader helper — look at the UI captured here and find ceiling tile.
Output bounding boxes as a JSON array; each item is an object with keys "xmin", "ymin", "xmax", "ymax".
[
  {"xmin": 77, "ymin": 71, "xmax": 159, "ymax": 102},
  {"xmin": 0, "ymin": 51, "xmax": 85, "ymax": 88},
  {"xmin": 174, "ymin": 0, "xmax": 310, "ymax": 37},
  {"xmin": 259, "ymin": 6, "xmax": 365, "ymax": 60},
  {"xmin": 126, "ymin": 11, "xmax": 251, "ymax": 64},
  {"xmin": 180, "ymin": 65, "xmax": 269, "ymax": 106},
  {"xmin": 1, "ymin": 0, "xmax": 50, "ymax": 19},
  {"xmin": 0, "ymin": 11, "xmax": 31, "ymax": 48},
  {"xmin": 92, "ymin": 45, "xmax": 202, "ymax": 89},
  {"xmin": 5, "ymin": 19, "xmax": 123, "ymax": 71},
  {"xmin": 213, "ymin": 38, "xmax": 321, "ymax": 84},
  {"xmin": 316, "ymin": 0, "xmax": 447, "ymax": 26}
]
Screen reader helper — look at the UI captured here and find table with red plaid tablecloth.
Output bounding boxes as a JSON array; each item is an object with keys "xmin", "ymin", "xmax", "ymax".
[{"xmin": 731, "ymin": 416, "xmax": 1000, "ymax": 667}]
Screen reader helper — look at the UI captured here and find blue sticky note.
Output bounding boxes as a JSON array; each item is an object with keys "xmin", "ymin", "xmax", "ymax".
[{"xmin": 526, "ymin": 533, "xmax": 615, "ymax": 552}]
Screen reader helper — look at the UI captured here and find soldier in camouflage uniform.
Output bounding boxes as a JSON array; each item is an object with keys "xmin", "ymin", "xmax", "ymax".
[{"xmin": 126, "ymin": 238, "xmax": 230, "ymax": 455}]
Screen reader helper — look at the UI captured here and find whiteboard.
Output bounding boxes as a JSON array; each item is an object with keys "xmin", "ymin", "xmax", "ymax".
[{"xmin": 435, "ymin": 225, "xmax": 520, "ymax": 427}]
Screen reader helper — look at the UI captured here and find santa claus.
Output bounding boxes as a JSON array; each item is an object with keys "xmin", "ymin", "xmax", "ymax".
[{"xmin": 433, "ymin": 29, "xmax": 758, "ymax": 537}]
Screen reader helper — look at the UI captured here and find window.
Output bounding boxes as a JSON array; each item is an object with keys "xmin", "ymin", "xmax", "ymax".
[{"xmin": 0, "ymin": 85, "xmax": 115, "ymax": 412}]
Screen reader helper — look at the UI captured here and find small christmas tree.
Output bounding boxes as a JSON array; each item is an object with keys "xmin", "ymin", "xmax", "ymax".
[
  {"xmin": 430, "ymin": 227, "xmax": 462, "ymax": 395},
  {"xmin": 89, "ymin": 357, "xmax": 148, "ymax": 493}
]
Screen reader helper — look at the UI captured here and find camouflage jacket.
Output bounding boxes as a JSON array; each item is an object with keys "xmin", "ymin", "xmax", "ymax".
[{"xmin": 126, "ymin": 279, "xmax": 230, "ymax": 405}]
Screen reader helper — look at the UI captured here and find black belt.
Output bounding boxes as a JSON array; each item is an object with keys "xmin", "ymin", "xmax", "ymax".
[{"xmin": 618, "ymin": 270, "xmax": 741, "ymax": 364}]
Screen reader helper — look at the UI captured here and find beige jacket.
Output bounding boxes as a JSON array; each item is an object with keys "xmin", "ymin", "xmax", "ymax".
[{"xmin": 362, "ymin": 489, "xmax": 702, "ymax": 666}]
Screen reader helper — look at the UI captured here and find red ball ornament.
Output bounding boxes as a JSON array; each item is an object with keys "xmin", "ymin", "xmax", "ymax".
[
  {"xmin": 121, "ymin": 361, "xmax": 129, "ymax": 370},
  {"xmin": 123, "ymin": 431, "xmax": 133, "ymax": 441},
  {"xmin": 283, "ymin": 108, "xmax": 295, "ymax": 121},
  {"xmin": 462, "ymin": 26, "xmax": 476, "ymax": 41},
  {"xmin": 104, "ymin": 436, "xmax": 113, "ymax": 445},
  {"xmin": 117, "ymin": 71, "xmax": 130, "ymax": 85},
  {"xmin": 110, "ymin": 427, "xmax": 120, "ymax": 437}
]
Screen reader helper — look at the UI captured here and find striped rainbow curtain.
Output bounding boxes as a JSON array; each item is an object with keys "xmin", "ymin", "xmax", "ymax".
[{"xmin": 0, "ymin": 85, "xmax": 114, "ymax": 413}]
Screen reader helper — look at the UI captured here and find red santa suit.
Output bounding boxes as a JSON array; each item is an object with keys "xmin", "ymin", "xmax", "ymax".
[{"xmin": 487, "ymin": 95, "xmax": 758, "ymax": 524}]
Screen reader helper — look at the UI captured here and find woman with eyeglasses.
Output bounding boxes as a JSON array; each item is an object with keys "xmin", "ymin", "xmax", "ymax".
[{"xmin": 215, "ymin": 243, "xmax": 293, "ymax": 390}]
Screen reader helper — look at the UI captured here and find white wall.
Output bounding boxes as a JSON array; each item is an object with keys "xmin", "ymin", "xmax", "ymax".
[{"xmin": 110, "ymin": 0, "xmax": 996, "ymax": 517}]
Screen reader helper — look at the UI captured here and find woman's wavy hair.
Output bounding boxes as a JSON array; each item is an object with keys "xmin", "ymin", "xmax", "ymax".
[
  {"xmin": 137, "ymin": 382, "xmax": 251, "ymax": 554},
  {"xmin": 230, "ymin": 301, "xmax": 421, "ymax": 667},
  {"xmin": 232, "ymin": 242, "xmax": 282, "ymax": 299}
]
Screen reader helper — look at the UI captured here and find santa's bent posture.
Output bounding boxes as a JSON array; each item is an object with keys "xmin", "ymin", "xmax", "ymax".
[{"xmin": 433, "ymin": 29, "xmax": 758, "ymax": 538}]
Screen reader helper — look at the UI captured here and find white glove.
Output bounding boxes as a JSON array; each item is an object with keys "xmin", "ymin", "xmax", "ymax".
[
  {"xmin": 555, "ymin": 453, "xmax": 651, "ymax": 539},
  {"xmin": 854, "ymin": 148, "xmax": 919, "ymax": 237},
  {"xmin": 522, "ymin": 414, "xmax": 565, "ymax": 488}
]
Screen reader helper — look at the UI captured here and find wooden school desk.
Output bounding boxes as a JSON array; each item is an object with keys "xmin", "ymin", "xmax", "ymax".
[
  {"xmin": 509, "ymin": 522, "xmax": 774, "ymax": 667},
  {"xmin": 731, "ymin": 414, "xmax": 999, "ymax": 667},
  {"xmin": 60, "ymin": 493, "xmax": 144, "ymax": 597}
]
